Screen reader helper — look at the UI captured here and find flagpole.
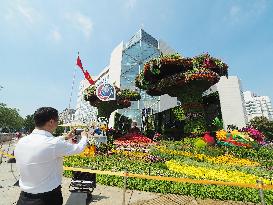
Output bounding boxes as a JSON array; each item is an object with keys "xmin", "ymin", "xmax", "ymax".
[
  {"xmin": 65, "ymin": 54, "xmax": 78, "ymax": 132},
  {"xmin": 69, "ymin": 66, "xmax": 77, "ymax": 111},
  {"xmin": 73, "ymin": 53, "xmax": 96, "ymax": 126}
]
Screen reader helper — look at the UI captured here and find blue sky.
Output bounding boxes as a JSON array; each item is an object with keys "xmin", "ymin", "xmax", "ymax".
[{"xmin": 0, "ymin": 0, "xmax": 273, "ymax": 117}]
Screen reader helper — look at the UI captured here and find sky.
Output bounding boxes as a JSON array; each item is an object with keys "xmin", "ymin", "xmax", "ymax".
[{"xmin": 0, "ymin": 0, "xmax": 273, "ymax": 117}]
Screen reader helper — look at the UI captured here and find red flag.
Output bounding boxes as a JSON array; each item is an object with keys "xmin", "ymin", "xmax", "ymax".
[
  {"xmin": 76, "ymin": 55, "xmax": 84, "ymax": 72},
  {"xmin": 84, "ymin": 70, "xmax": 95, "ymax": 85},
  {"xmin": 76, "ymin": 54, "xmax": 95, "ymax": 85}
]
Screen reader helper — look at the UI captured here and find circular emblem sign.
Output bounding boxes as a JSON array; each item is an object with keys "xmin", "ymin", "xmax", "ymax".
[{"xmin": 96, "ymin": 83, "xmax": 116, "ymax": 101}]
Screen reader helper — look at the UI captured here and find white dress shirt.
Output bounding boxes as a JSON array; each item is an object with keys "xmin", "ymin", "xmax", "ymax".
[{"xmin": 14, "ymin": 129, "xmax": 88, "ymax": 194}]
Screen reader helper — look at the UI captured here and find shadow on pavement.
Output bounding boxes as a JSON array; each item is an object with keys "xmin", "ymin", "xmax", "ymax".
[
  {"xmin": 88, "ymin": 194, "xmax": 109, "ymax": 204},
  {"xmin": 65, "ymin": 192, "xmax": 109, "ymax": 205}
]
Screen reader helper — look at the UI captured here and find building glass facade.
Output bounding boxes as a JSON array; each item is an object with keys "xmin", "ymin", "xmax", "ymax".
[{"xmin": 119, "ymin": 29, "xmax": 161, "ymax": 123}]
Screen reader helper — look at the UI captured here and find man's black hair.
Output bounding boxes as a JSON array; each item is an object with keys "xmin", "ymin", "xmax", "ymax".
[{"xmin": 34, "ymin": 107, "xmax": 59, "ymax": 127}]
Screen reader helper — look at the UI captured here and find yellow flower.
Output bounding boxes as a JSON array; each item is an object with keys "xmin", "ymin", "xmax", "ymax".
[
  {"xmin": 206, "ymin": 154, "xmax": 260, "ymax": 167},
  {"xmin": 166, "ymin": 160, "xmax": 270, "ymax": 185},
  {"xmin": 216, "ymin": 130, "xmax": 227, "ymax": 140},
  {"xmin": 231, "ymin": 130, "xmax": 240, "ymax": 136},
  {"xmin": 78, "ymin": 146, "xmax": 96, "ymax": 157},
  {"xmin": 241, "ymin": 134, "xmax": 254, "ymax": 142},
  {"xmin": 156, "ymin": 146, "xmax": 259, "ymax": 167},
  {"xmin": 84, "ymin": 147, "xmax": 90, "ymax": 155}
]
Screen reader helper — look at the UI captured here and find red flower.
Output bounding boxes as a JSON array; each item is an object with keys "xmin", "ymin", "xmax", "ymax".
[{"xmin": 114, "ymin": 133, "xmax": 154, "ymax": 147}]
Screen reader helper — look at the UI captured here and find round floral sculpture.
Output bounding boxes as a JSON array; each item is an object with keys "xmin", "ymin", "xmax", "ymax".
[
  {"xmin": 83, "ymin": 85, "xmax": 141, "ymax": 121},
  {"xmin": 135, "ymin": 53, "xmax": 228, "ymax": 134}
]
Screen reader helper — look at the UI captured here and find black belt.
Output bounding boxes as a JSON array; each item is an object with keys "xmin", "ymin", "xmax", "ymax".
[{"xmin": 22, "ymin": 185, "xmax": 61, "ymax": 199}]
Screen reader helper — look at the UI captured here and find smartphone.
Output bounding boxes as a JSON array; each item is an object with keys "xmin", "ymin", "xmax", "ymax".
[{"xmin": 74, "ymin": 128, "xmax": 84, "ymax": 135}]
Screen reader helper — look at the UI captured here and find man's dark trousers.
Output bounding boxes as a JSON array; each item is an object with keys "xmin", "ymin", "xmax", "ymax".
[{"xmin": 16, "ymin": 185, "xmax": 63, "ymax": 205}]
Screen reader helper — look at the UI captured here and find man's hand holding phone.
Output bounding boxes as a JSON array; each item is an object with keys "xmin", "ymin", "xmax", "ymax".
[
  {"xmin": 62, "ymin": 128, "xmax": 89, "ymax": 142},
  {"xmin": 63, "ymin": 128, "xmax": 76, "ymax": 141}
]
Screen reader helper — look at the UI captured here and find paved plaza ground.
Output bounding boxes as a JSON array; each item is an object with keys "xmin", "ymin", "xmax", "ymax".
[{"xmin": 0, "ymin": 141, "xmax": 255, "ymax": 205}]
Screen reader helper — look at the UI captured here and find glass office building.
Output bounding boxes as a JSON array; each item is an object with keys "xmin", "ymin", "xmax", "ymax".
[
  {"xmin": 75, "ymin": 29, "xmax": 177, "ymax": 126},
  {"xmin": 119, "ymin": 29, "xmax": 162, "ymax": 123}
]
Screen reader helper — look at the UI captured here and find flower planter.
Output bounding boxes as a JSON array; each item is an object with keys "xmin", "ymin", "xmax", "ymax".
[
  {"xmin": 158, "ymin": 63, "xmax": 184, "ymax": 78},
  {"xmin": 209, "ymin": 66, "xmax": 228, "ymax": 76},
  {"xmin": 84, "ymin": 85, "xmax": 141, "ymax": 122},
  {"xmin": 143, "ymin": 69, "xmax": 158, "ymax": 82},
  {"xmin": 146, "ymin": 89, "xmax": 164, "ymax": 96},
  {"xmin": 135, "ymin": 53, "xmax": 228, "ymax": 134}
]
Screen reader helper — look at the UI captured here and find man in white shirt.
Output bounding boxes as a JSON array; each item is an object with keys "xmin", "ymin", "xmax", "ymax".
[{"xmin": 14, "ymin": 107, "xmax": 88, "ymax": 205}]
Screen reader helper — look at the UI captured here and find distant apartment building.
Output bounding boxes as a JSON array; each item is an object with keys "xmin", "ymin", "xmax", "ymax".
[
  {"xmin": 59, "ymin": 108, "xmax": 75, "ymax": 124},
  {"xmin": 243, "ymin": 91, "xmax": 273, "ymax": 122}
]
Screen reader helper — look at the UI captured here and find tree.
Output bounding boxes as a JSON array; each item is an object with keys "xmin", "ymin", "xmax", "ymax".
[
  {"xmin": 24, "ymin": 114, "xmax": 35, "ymax": 133},
  {"xmin": 249, "ymin": 116, "xmax": 273, "ymax": 141},
  {"xmin": 0, "ymin": 103, "xmax": 24, "ymax": 132},
  {"xmin": 135, "ymin": 53, "xmax": 228, "ymax": 135},
  {"xmin": 53, "ymin": 120, "xmax": 65, "ymax": 137}
]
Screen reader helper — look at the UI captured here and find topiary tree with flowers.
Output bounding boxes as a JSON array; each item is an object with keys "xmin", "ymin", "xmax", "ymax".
[
  {"xmin": 83, "ymin": 85, "xmax": 141, "ymax": 123},
  {"xmin": 135, "ymin": 53, "xmax": 228, "ymax": 135}
]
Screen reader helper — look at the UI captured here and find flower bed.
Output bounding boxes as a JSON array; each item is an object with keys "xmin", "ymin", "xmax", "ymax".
[
  {"xmin": 111, "ymin": 149, "xmax": 162, "ymax": 163},
  {"xmin": 155, "ymin": 146, "xmax": 260, "ymax": 167},
  {"xmin": 64, "ymin": 138, "xmax": 273, "ymax": 204},
  {"xmin": 114, "ymin": 133, "xmax": 155, "ymax": 147},
  {"xmin": 166, "ymin": 159, "xmax": 270, "ymax": 185}
]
